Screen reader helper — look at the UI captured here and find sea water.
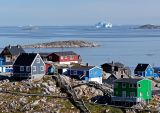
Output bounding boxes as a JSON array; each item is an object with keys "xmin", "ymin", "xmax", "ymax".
[{"xmin": 0, "ymin": 25, "xmax": 160, "ymax": 67}]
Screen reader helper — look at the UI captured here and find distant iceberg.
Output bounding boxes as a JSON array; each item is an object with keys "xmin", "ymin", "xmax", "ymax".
[{"xmin": 95, "ymin": 21, "xmax": 112, "ymax": 29}]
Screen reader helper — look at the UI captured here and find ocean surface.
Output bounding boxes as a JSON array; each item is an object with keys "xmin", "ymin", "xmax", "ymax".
[{"xmin": 0, "ymin": 25, "xmax": 160, "ymax": 68}]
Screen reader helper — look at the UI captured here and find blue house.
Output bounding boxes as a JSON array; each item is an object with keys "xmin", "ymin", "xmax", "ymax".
[
  {"xmin": 134, "ymin": 64, "xmax": 154, "ymax": 77},
  {"xmin": 13, "ymin": 53, "xmax": 45, "ymax": 80},
  {"xmin": 0, "ymin": 57, "xmax": 5, "ymax": 73},
  {"xmin": 66, "ymin": 65, "xmax": 103, "ymax": 84}
]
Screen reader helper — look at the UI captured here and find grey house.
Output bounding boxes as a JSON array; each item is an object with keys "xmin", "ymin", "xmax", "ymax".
[{"xmin": 13, "ymin": 53, "xmax": 45, "ymax": 80}]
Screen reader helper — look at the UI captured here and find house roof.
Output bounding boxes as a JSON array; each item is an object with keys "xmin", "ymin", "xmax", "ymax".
[
  {"xmin": 134, "ymin": 64, "xmax": 150, "ymax": 72},
  {"xmin": 53, "ymin": 51, "xmax": 78, "ymax": 56},
  {"xmin": 114, "ymin": 78, "xmax": 143, "ymax": 84},
  {"xmin": 101, "ymin": 62, "xmax": 124, "ymax": 68},
  {"xmin": 70, "ymin": 65, "xmax": 94, "ymax": 70},
  {"xmin": 2, "ymin": 45, "xmax": 25, "ymax": 56},
  {"xmin": 39, "ymin": 52, "xmax": 51, "ymax": 57},
  {"xmin": 14, "ymin": 53, "xmax": 37, "ymax": 66}
]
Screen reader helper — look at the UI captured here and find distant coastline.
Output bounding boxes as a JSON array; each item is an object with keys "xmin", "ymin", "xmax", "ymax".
[
  {"xmin": 22, "ymin": 40, "xmax": 100, "ymax": 48},
  {"xmin": 138, "ymin": 24, "xmax": 160, "ymax": 29}
]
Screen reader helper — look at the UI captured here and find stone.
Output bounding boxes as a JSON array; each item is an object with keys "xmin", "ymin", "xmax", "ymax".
[
  {"xmin": 31, "ymin": 100, "xmax": 40, "ymax": 106},
  {"xmin": 19, "ymin": 97, "xmax": 28, "ymax": 105},
  {"xmin": 42, "ymin": 82, "xmax": 48, "ymax": 87},
  {"xmin": 48, "ymin": 86, "xmax": 56, "ymax": 93}
]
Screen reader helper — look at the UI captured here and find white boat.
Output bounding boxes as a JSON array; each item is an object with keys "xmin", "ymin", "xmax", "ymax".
[{"xmin": 95, "ymin": 21, "xmax": 112, "ymax": 29}]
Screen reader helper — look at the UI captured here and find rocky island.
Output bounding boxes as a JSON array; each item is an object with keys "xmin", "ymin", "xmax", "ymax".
[
  {"xmin": 23, "ymin": 40, "xmax": 100, "ymax": 48},
  {"xmin": 138, "ymin": 24, "xmax": 160, "ymax": 29}
]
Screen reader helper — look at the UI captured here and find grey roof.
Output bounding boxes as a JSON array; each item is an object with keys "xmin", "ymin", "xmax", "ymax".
[
  {"xmin": 14, "ymin": 53, "xmax": 37, "ymax": 66},
  {"xmin": 135, "ymin": 64, "xmax": 149, "ymax": 72},
  {"xmin": 2, "ymin": 45, "xmax": 25, "ymax": 56},
  {"xmin": 114, "ymin": 78, "xmax": 143, "ymax": 84},
  {"xmin": 70, "ymin": 65, "xmax": 94, "ymax": 70},
  {"xmin": 53, "ymin": 51, "xmax": 78, "ymax": 56},
  {"xmin": 101, "ymin": 62, "xmax": 124, "ymax": 68}
]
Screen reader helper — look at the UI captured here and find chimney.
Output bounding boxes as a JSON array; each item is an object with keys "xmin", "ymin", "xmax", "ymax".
[
  {"xmin": 111, "ymin": 61, "xmax": 114, "ymax": 74},
  {"xmin": 17, "ymin": 45, "xmax": 20, "ymax": 48},
  {"xmin": 8, "ymin": 44, "xmax": 11, "ymax": 48},
  {"xmin": 86, "ymin": 63, "xmax": 88, "ymax": 66}
]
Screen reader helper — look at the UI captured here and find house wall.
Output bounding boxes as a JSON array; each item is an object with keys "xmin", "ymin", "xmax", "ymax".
[
  {"xmin": 89, "ymin": 67, "xmax": 102, "ymax": 78},
  {"xmin": 67, "ymin": 69, "xmax": 89, "ymax": 80},
  {"xmin": 137, "ymin": 79, "xmax": 152, "ymax": 101},
  {"xmin": 31, "ymin": 55, "xmax": 45, "ymax": 78},
  {"xmin": 145, "ymin": 66, "xmax": 154, "ymax": 77},
  {"xmin": 114, "ymin": 82, "xmax": 137, "ymax": 97},
  {"xmin": 59, "ymin": 55, "xmax": 79, "ymax": 63}
]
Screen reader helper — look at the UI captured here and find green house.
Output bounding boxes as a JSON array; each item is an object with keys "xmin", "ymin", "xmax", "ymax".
[{"xmin": 112, "ymin": 78, "xmax": 152, "ymax": 106}]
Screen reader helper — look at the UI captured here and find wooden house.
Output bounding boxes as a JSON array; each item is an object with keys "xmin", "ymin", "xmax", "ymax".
[
  {"xmin": 48, "ymin": 51, "xmax": 80, "ymax": 64},
  {"xmin": 101, "ymin": 62, "xmax": 129, "ymax": 79},
  {"xmin": 13, "ymin": 53, "xmax": 45, "ymax": 80},
  {"xmin": 112, "ymin": 78, "xmax": 152, "ymax": 106},
  {"xmin": 1, "ymin": 45, "xmax": 25, "ymax": 63},
  {"xmin": 66, "ymin": 65, "xmax": 103, "ymax": 84},
  {"xmin": 134, "ymin": 63, "xmax": 154, "ymax": 77},
  {"xmin": 39, "ymin": 52, "xmax": 51, "ymax": 61}
]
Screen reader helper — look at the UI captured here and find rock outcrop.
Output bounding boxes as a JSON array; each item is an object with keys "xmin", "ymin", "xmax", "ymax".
[
  {"xmin": 138, "ymin": 24, "xmax": 160, "ymax": 29},
  {"xmin": 23, "ymin": 40, "xmax": 100, "ymax": 48}
]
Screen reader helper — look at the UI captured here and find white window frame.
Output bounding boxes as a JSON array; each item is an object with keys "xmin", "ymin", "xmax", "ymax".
[
  {"xmin": 61, "ymin": 56, "xmax": 63, "ymax": 60},
  {"xmin": 33, "ymin": 66, "xmax": 36, "ymax": 72},
  {"xmin": 6, "ymin": 56, "xmax": 11, "ymax": 62},
  {"xmin": 49, "ymin": 56, "xmax": 52, "ymax": 60},
  {"xmin": 70, "ymin": 55, "xmax": 74, "ymax": 60},
  {"xmin": 36, "ymin": 58, "xmax": 40, "ymax": 63},
  {"xmin": 26, "ymin": 66, "xmax": 30, "ymax": 72},
  {"xmin": 40, "ymin": 66, "xmax": 44, "ymax": 71},
  {"xmin": 20, "ymin": 66, "xmax": 24, "ymax": 72}
]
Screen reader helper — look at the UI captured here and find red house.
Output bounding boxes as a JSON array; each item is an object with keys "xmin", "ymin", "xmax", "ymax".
[{"xmin": 48, "ymin": 51, "xmax": 80, "ymax": 64}]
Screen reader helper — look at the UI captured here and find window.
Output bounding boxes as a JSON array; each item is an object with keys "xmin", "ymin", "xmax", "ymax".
[
  {"xmin": 130, "ymin": 92, "xmax": 135, "ymax": 97},
  {"xmin": 122, "ymin": 83, "xmax": 126, "ymax": 88},
  {"xmin": 64, "ymin": 56, "xmax": 67, "ymax": 59},
  {"xmin": 130, "ymin": 84, "xmax": 136, "ymax": 88},
  {"xmin": 40, "ymin": 66, "xmax": 44, "ymax": 71},
  {"xmin": 70, "ymin": 55, "xmax": 74, "ymax": 60},
  {"xmin": 20, "ymin": 66, "xmax": 24, "ymax": 71},
  {"xmin": 138, "ymin": 84, "xmax": 141, "ymax": 88},
  {"xmin": 36, "ymin": 58, "xmax": 40, "ymax": 63},
  {"xmin": 73, "ymin": 71, "xmax": 77, "ymax": 75},
  {"xmin": 61, "ymin": 56, "xmax": 63, "ymax": 60},
  {"xmin": 6, "ymin": 56, "xmax": 11, "ymax": 62},
  {"xmin": 33, "ymin": 66, "xmax": 36, "ymax": 72},
  {"xmin": 49, "ymin": 56, "xmax": 52, "ymax": 60},
  {"xmin": 26, "ymin": 66, "xmax": 30, "ymax": 72}
]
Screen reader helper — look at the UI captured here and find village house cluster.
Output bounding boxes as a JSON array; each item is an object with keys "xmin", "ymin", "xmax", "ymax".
[{"xmin": 0, "ymin": 45, "xmax": 160, "ymax": 107}]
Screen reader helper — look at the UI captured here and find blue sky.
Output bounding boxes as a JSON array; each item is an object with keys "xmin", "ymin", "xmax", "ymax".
[{"xmin": 0, "ymin": 0, "xmax": 160, "ymax": 26}]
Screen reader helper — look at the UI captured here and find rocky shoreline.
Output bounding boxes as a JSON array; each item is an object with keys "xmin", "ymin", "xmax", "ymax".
[{"xmin": 23, "ymin": 40, "xmax": 100, "ymax": 48}]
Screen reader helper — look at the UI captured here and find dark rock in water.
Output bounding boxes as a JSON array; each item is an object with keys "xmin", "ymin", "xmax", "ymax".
[
  {"xmin": 23, "ymin": 40, "xmax": 100, "ymax": 48},
  {"xmin": 138, "ymin": 24, "xmax": 160, "ymax": 29}
]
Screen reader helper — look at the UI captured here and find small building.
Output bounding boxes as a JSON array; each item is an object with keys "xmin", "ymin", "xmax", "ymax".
[
  {"xmin": 48, "ymin": 51, "xmax": 80, "ymax": 64},
  {"xmin": 102, "ymin": 73, "xmax": 118, "ymax": 87},
  {"xmin": 112, "ymin": 78, "xmax": 152, "ymax": 106},
  {"xmin": 101, "ymin": 62, "xmax": 130, "ymax": 78},
  {"xmin": 1, "ymin": 45, "xmax": 25, "ymax": 63},
  {"xmin": 13, "ymin": 53, "xmax": 45, "ymax": 80},
  {"xmin": 134, "ymin": 63, "xmax": 154, "ymax": 77},
  {"xmin": 66, "ymin": 65, "xmax": 103, "ymax": 84}
]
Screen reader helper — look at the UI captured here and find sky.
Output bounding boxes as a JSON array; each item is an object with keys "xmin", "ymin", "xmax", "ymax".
[{"xmin": 0, "ymin": 0, "xmax": 160, "ymax": 26}]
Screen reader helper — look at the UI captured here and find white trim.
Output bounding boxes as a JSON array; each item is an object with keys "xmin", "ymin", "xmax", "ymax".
[
  {"xmin": 89, "ymin": 66, "xmax": 102, "ymax": 71},
  {"xmin": 59, "ymin": 61, "xmax": 78, "ymax": 64},
  {"xmin": 20, "ymin": 66, "xmax": 24, "ymax": 71},
  {"xmin": 33, "ymin": 66, "xmax": 36, "ymax": 72}
]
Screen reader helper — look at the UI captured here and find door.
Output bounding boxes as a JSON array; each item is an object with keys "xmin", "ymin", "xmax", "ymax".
[{"xmin": 122, "ymin": 91, "xmax": 126, "ymax": 97}]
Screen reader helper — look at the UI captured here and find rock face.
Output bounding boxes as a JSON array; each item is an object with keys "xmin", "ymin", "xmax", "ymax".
[
  {"xmin": 23, "ymin": 40, "xmax": 100, "ymax": 48},
  {"xmin": 138, "ymin": 24, "xmax": 160, "ymax": 29}
]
